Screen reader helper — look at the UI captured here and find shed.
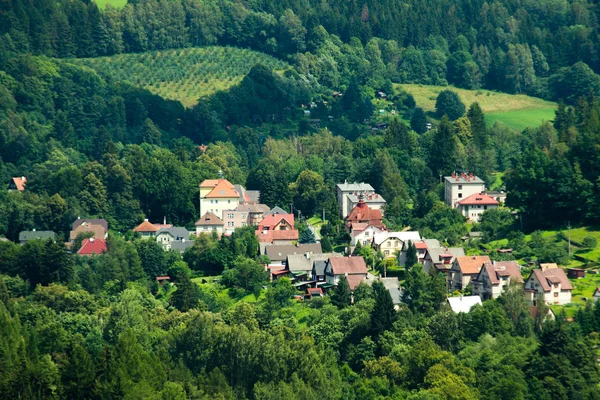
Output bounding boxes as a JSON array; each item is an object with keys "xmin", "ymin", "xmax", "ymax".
[{"xmin": 567, "ymin": 268, "xmax": 586, "ymax": 279}]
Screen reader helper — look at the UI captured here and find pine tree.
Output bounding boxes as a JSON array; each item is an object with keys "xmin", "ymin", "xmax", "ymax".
[
  {"xmin": 371, "ymin": 280, "xmax": 396, "ymax": 336},
  {"xmin": 171, "ymin": 271, "xmax": 200, "ymax": 312},
  {"xmin": 299, "ymin": 228, "xmax": 316, "ymax": 244},
  {"xmin": 410, "ymin": 107, "xmax": 428, "ymax": 134},
  {"xmin": 53, "ymin": 110, "xmax": 75, "ymax": 147},
  {"xmin": 331, "ymin": 275, "xmax": 352, "ymax": 308},
  {"xmin": 140, "ymin": 118, "xmax": 162, "ymax": 145},
  {"xmin": 405, "ymin": 240, "xmax": 417, "ymax": 269},
  {"xmin": 430, "ymin": 116, "xmax": 458, "ymax": 175},
  {"xmin": 467, "ymin": 102, "xmax": 489, "ymax": 149},
  {"xmin": 321, "ymin": 235, "xmax": 333, "ymax": 252}
]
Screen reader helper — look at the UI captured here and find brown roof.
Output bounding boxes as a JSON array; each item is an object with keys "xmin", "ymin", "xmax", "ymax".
[
  {"xmin": 346, "ymin": 275, "xmax": 366, "ymax": 290},
  {"xmin": 11, "ymin": 177, "xmax": 27, "ymax": 191},
  {"xmin": 478, "ymin": 261, "xmax": 523, "ymax": 285},
  {"xmin": 345, "ymin": 200, "xmax": 384, "ymax": 227},
  {"xmin": 72, "ymin": 218, "xmax": 109, "ymax": 232},
  {"xmin": 195, "ymin": 212, "xmax": 224, "ymax": 226},
  {"xmin": 455, "ymin": 255, "xmax": 491, "ymax": 275},
  {"xmin": 203, "ymin": 179, "xmax": 239, "ymax": 198},
  {"xmin": 328, "ymin": 256, "xmax": 368, "ymax": 275},
  {"xmin": 70, "ymin": 224, "xmax": 107, "ymax": 241},
  {"xmin": 530, "ymin": 267, "xmax": 573, "ymax": 292},
  {"xmin": 256, "ymin": 229, "xmax": 299, "ymax": 242},
  {"xmin": 257, "ymin": 214, "xmax": 295, "ymax": 230},
  {"xmin": 133, "ymin": 220, "xmax": 160, "ymax": 232}
]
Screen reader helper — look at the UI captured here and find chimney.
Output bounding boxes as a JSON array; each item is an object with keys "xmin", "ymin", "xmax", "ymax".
[
  {"xmin": 163, "ymin": 216, "xmax": 166, "ymax": 225},
  {"xmin": 22, "ymin": 176, "xmax": 25, "ymax": 181},
  {"xmin": 144, "ymin": 218, "xmax": 149, "ymax": 222},
  {"xmin": 90, "ymin": 238, "xmax": 95, "ymax": 242}
]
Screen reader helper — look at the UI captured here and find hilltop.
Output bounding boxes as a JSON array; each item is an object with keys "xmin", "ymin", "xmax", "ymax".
[
  {"xmin": 400, "ymin": 84, "xmax": 557, "ymax": 130},
  {"xmin": 73, "ymin": 47, "xmax": 290, "ymax": 108}
]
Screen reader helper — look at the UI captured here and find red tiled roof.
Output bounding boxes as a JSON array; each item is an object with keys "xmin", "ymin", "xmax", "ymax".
[
  {"xmin": 479, "ymin": 261, "xmax": 523, "ymax": 285},
  {"xmin": 133, "ymin": 220, "xmax": 160, "ymax": 232},
  {"xmin": 11, "ymin": 177, "xmax": 27, "ymax": 191},
  {"xmin": 257, "ymin": 214, "xmax": 295, "ymax": 230},
  {"xmin": 256, "ymin": 229, "xmax": 299, "ymax": 242},
  {"xmin": 307, "ymin": 287, "xmax": 323, "ymax": 296},
  {"xmin": 204, "ymin": 179, "xmax": 239, "ymax": 198},
  {"xmin": 328, "ymin": 256, "xmax": 368, "ymax": 275},
  {"xmin": 455, "ymin": 255, "xmax": 491, "ymax": 275},
  {"xmin": 346, "ymin": 275, "xmax": 365, "ymax": 290},
  {"xmin": 530, "ymin": 267, "xmax": 573, "ymax": 292},
  {"xmin": 271, "ymin": 269, "xmax": 290, "ymax": 276},
  {"xmin": 458, "ymin": 193, "xmax": 499, "ymax": 206},
  {"xmin": 345, "ymin": 200, "xmax": 384, "ymax": 226},
  {"xmin": 72, "ymin": 218, "xmax": 109, "ymax": 232},
  {"xmin": 414, "ymin": 242, "xmax": 428, "ymax": 250},
  {"xmin": 77, "ymin": 238, "xmax": 107, "ymax": 256}
]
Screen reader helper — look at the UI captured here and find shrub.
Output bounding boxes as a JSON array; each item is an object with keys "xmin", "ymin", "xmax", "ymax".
[{"xmin": 582, "ymin": 235, "xmax": 597, "ymax": 249}]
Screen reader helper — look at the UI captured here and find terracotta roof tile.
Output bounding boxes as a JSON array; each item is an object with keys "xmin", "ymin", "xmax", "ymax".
[
  {"xmin": 256, "ymin": 230, "xmax": 299, "ymax": 242},
  {"xmin": 77, "ymin": 238, "xmax": 107, "ymax": 256},
  {"xmin": 455, "ymin": 255, "xmax": 491, "ymax": 275},
  {"xmin": 345, "ymin": 200, "xmax": 384, "ymax": 227},
  {"xmin": 72, "ymin": 218, "xmax": 109, "ymax": 232},
  {"xmin": 195, "ymin": 212, "xmax": 224, "ymax": 226},
  {"xmin": 11, "ymin": 177, "xmax": 27, "ymax": 191},
  {"xmin": 257, "ymin": 214, "xmax": 295, "ymax": 230},
  {"xmin": 133, "ymin": 220, "xmax": 160, "ymax": 232},
  {"xmin": 204, "ymin": 179, "xmax": 239, "ymax": 198},
  {"xmin": 346, "ymin": 275, "xmax": 365, "ymax": 290},
  {"xmin": 530, "ymin": 266, "xmax": 573, "ymax": 292},
  {"xmin": 328, "ymin": 256, "xmax": 368, "ymax": 275},
  {"xmin": 458, "ymin": 193, "xmax": 499, "ymax": 206}
]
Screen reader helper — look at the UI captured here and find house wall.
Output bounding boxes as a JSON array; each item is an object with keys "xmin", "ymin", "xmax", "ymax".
[
  {"xmin": 195, "ymin": 225, "xmax": 223, "ymax": 236},
  {"xmin": 351, "ymin": 226, "xmax": 383, "ymax": 246},
  {"xmin": 222, "ymin": 210, "xmax": 249, "ymax": 234},
  {"xmin": 376, "ymin": 238, "xmax": 403, "ymax": 258},
  {"xmin": 337, "ymin": 188, "xmax": 375, "ymax": 217},
  {"xmin": 156, "ymin": 233, "xmax": 173, "ymax": 250},
  {"xmin": 459, "ymin": 204, "xmax": 499, "ymax": 222},
  {"xmin": 345, "ymin": 196, "xmax": 384, "ymax": 218},
  {"xmin": 199, "ymin": 197, "xmax": 239, "ymax": 220},
  {"xmin": 524, "ymin": 274, "xmax": 572, "ymax": 305},
  {"xmin": 444, "ymin": 180, "xmax": 486, "ymax": 208}
]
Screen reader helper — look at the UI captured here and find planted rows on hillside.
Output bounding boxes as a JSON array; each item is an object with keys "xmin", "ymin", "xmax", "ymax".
[{"xmin": 73, "ymin": 47, "xmax": 289, "ymax": 107}]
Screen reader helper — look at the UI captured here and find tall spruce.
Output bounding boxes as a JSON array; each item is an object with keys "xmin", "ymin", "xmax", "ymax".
[
  {"xmin": 405, "ymin": 240, "xmax": 417, "ymax": 269},
  {"xmin": 467, "ymin": 102, "xmax": 489, "ymax": 149},
  {"xmin": 371, "ymin": 280, "xmax": 396, "ymax": 336},
  {"xmin": 331, "ymin": 274, "xmax": 352, "ymax": 308}
]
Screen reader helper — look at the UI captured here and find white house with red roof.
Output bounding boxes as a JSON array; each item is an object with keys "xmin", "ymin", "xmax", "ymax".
[
  {"xmin": 345, "ymin": 194, "xmax": 385, "ymax": 231},
  {"xmin": 133, "ymin": 219, "xmax": 173, "ymax": 239},
  {"xmin": 444, "ymin": 172, "xmax": 486, "ymax": 208},
  {"xmin": 457, "ymin": 193, "xmax": 499, "ymax": 222},
  {"xmin": 524, "ymin": 263, "xmax": 573, "ymax": 305},
  {"xmin": 256, "ymin": 213, "xmax": 299, "ymax": 252},
  {"xmin": 77, "ymin": 238, "xmax": 107, "ymax": 256},
  {"xmin": 199, "ymin": 178, "xmax": 241, "ymax": 219},
  {"xmin": 350, "ymin": 223, "xmax": 386, "ymax": 246},
  {"xmin": 8, "ymin": 176, "xmax": 27, "ymax": 191}
]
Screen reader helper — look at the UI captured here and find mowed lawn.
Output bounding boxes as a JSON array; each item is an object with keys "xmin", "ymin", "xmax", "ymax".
[
  {"xmin": 399, "ymin": 84, "xmax": 556, "ymax": 130},
  {"xmin": 94, "ymin": 0, "xmax": 127, "ymax": 9}
]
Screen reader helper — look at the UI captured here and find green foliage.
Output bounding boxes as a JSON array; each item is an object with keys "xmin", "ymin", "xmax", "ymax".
[
  {"xmin": 331, "ymin": 275, "xmax": 352, "ymax": 309},
  {"xmin": 405, "ymin": 240, "xmax": 418, "ymax": 269},
  {"xmin": 435, "ymin": 90, "xmax": 466, "ymax": 120},
  {"xmin": 581, "ymin": 235, "xmax": 597, "ymax": 249},
  {"xmin": 370, "ymin": 280, "xmax": 396, "ymax": 337}
]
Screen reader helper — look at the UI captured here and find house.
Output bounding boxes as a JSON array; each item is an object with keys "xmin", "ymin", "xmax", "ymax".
[
  {"xmin": 350, "ymin": 223, "xmax": 387, "ymax": 247},
  {"xmin": 398, "ymin": 239, "xmax": 440, "ymax": 266},
  {"xmin": 306, "ymin": 287, "xmax": 324, "ymax": 299},
  {"xmin": 72, "ymin": 218, "xmax": 109, "ymax": 233},
  {"xmin": 19, "ymin": 230, "xmax": 56, "ymax": 244},
  {"xmin": 593, "ymin": 287, "xmax": 600, "ymax": 302},
  {"xmin": 170, "ymin": 240, "xmax": 195, "ymax": 254},
  {"xmin": 324, "ymin": 256, "xmax": 368, "ymax": 290},
  {"xmin": 132, "ymin": 219, "xmax": 171, "ymax": 239},
  {"xmin": 199, "ymin": 178, "xmax": 240, "ymax": 220},
  {"xmin": 256, "ymin": 213, "xmax": 298, "ymax": 252},
  {"xmin": 195, "ymin": 212, "xmax": 224, "ymax": 236},
  {"xmin": 423, "ymin": 247, "xmax": 465, "ymax": 275},
  {"xmin": 457, "ymin": 193, "xmax": 499, "ymax": 222},
  {"xmin": 345, "ymin": 195, "xmax": 385, "ymax": 230},
  {"xmin": 471, "ymin": 261, "xmax": 523, "ymax": 300},
  {"xmin": 264, "ymin": 243, "xmax": 322, "ymax": 268},
  {"xmin": 257, "ymin": 213, "xmax": 295, "ymax": 232},
  {"xmin": 344, "ymin": 192, "xmax": 386, "ymax": 219},
  {"xmin": 156, "ymin": 276, "xmax": 171, "ymax": 285},
  {"xmin": 567, "ymin": 268, "xmax": 586, "ymax": 279},
  {"xmin": 77, "ymin": 238, "xmax": 107, "ymax": 256},
  {"xmin": 312, "ymin": 260, "xmax": 329, "ymax": 283},
  {"xmin": 233, "ymin": 184, "xmax": 260, "ymax": 205},
  {"xmin": 8, "ymin": 176, "xmax": 26, "ymax": 191},
  {"xmin": 524, "ymin": 264, "xmax": 573, "ymax": 305},
  {"xmin": 372, "ymin": 231, "xmax": 421, "ymax": 259},
  {"xmin": 286, "ymin": 252, "xmax": 337, "ymax": 279},
  {"xmin": 444, "ymin": 172, "xmax": 486, "ymax": 208},
  {"xmin": 257, "ymin": 230, "xmax": 299, "ymax": 253},
  {"xmin": 336, "ymin": 182, "xmax": 375, "ymax": 217},
  {"xmin": 70, "ymin": 223, "xmax": 107, "ymax": 242},
  {"xmin": 447, "ymin": 295, "xmax": 482, "ymax": 313},
  {"xmin": 365, "ymin": 277, "xmax": 402, "ymax": 309},
  {"xmin": 156, "ymin": 227, "xmax": 190, "ymax": 250},
  {"xmin": 485, "ymin": 190, "xmax": 507, "ymax": 204},
  {"xmin": 448, "ymin": 255, "xmax": 491, "ymax": 291},
  {"xmin": 221, "ymin": 203, "xmax": 270, "ymax": 234}
]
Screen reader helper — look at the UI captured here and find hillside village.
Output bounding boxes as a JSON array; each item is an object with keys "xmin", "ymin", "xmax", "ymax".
[{"xmin": 8, "ymin": 172, "xmax": 591, "ymax": 314}]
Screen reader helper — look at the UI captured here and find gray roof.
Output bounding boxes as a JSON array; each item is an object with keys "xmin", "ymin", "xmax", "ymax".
[
  {"xmin": 235, "ymin": 203, "xmax": 270, "ymax": 213},
  {"xmin": 287, "ymin": 252, "xmax": 339, "ymax": 273},
  {"xmin": 156, "ymin": 227, "xmax": 190, "ymax": 240},
  {"xmin": 346, "ymin": 193, "xmax": 386, "ymax": 204},
  {"xmin": 337, "ymin": 183, "xmax": 374, "ymax": 192},
  {"xmin": 233, "ymin": 184, "xmax": 261, "ymax": 204},
  {"xmin": 265, "ymin": 243, "xmax": 323, "ymax": 262},
  {"xmin": 313, "ymin": 260, "xmax": 328, "ymax": 276},
  {"xmin": 366, "ymin": 277, "xmax": 402, "ymax": 305},
  {"xmin": 426, "ymin": 247, "xmax": 465, "ymax": 263},
  {"xmin": 264, "ymin": 206, "xmax": 288, "ymax": 216},
  {"xmin": 19, "ymin": 231, "xmax": 56, "ymax": 242},
  {"xmin": 170, "ymin": 239, "xmax": 195, "ymax": 253},
  {"xmin": 444, "ymin": 175, "xmax": 485, "ymax": 184}
]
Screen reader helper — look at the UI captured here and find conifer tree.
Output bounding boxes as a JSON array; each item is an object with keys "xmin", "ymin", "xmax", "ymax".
[
  {"xmin": 467, "ymin": 102, "xmax": 489, "ymax": 149},
  {"xmin": 405, "ymin": 240, "xmax": 417, "ymax": 269},
  {"xmin": 371, "ymin": 280, "xmax": 396, "ymax": 336},
  {"xmin": 331, "ymin": 275, "xmax": 352, "ymax": 308}
]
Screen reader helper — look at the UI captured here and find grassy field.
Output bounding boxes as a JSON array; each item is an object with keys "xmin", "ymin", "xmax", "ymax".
[
  {"xmin": 73, "ymin": 47, "xmax": 289, "ymax": 107},
  {"xmin": 399, "ymin": 84, "xmax": 556, "ymax": 130},
  {"xmin": 94, "ymin": 0, "xmax": 127, "ymax": 9}
]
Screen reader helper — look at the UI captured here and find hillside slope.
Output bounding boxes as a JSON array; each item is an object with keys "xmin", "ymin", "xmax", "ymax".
[
  {"xmin": 73, "ymin": 47, "xmax": 290, "ymax": 107},
  {"xmin": 400, "ymin": 84, "xmax": 557, "ymax": 130}
]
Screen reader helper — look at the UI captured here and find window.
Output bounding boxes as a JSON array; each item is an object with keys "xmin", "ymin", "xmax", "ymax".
[
  {"xmin": 384, "ymin": 250, "xmax": 390, "ymax": 256},
  {"xmin": 228, "ymin": 213, "xmax": 234, "ymax": 219},
  {"xmin": 484, "ymin": 205, "xmax": 488, "ymax": 210},
  {"xmin": 394, "ymin": 241, "xmax": 399, "ymax": 247},
  {"xmin": 228, "ymin": 222, "xmax": 234, "ymax": 227},
  {"xmin": 215, "ymin": 200, "xmax": 218, "ymax": 204},
  {"xmin": 242, "ymin": 222, "xmax": 246, "ymax": 227},
  {"xmin": 365, "ymin": 232, "xmax": 370, "ymax": 236},
  {"xmin": 242, "ymin": 213, "xmax": 246, "ymax": 218},
  {"xmin": 458, "ymin": 185, "xmax": 462, "ymax": 190},
  {"xmin": 554, "ymin": 283, "xmax": 558, "ymax": 288},
  {"xmin": 458, "ymin": 193, "xmax": 463, "ymax": 198},
  {"xmin": 210, "ymin": 200, "xmax": 214, "ymax": 204},
  {"xmin": 228, "ymin": 200, "xmax": 231, "ymax": 203},
  {"xmin": 554, "ymin": 292, "xmax": 559, "ymax": 297}
]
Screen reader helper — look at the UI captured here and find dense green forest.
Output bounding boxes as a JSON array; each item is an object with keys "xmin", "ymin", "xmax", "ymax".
[{"xmin": 2, "ymin": 0, "xmax": 600, "ymax": 398}]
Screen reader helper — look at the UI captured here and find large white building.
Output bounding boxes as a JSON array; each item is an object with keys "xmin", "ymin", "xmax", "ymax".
[
  {"xmin": 471, "ymin": 261, "xmax": 523, "ymax": 300},
  {"xmin": 199, "ymin": 179, "xmax": 240, "ymax": 219},
  {"xmin": 457, "ymin": 193, "xmax": 500, "ymax": 222},
  {"xmin": 336, "ymin": 182, "xmax": 376, "ymax": 218},
  {"xmin": 444, "ymin": 172, "xmax": 486, "ymax": 209}
]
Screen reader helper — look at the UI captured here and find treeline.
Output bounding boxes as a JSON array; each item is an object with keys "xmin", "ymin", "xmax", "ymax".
[{"xmin": 2, "ymin": 0, "xmax": 600, "ymax": 101}]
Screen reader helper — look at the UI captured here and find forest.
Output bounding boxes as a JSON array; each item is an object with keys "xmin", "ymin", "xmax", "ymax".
[{"xmin": 2, "ymin": 0, "xmax": 600, "ymax": 398}]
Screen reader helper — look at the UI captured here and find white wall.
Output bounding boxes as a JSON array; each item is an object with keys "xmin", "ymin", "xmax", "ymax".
[{"xmin": 445, "ymin": 180, "xmax": 486, "ymax": 208}]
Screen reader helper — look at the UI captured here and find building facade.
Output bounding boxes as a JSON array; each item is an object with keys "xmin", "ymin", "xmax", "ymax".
[
  {"xmin": 336, "ymin": 182, "xmax": 375, "ymax": 217},
  {"xmin": 444, "ymin": 172, "xmax": 486, "ymax": 208}
]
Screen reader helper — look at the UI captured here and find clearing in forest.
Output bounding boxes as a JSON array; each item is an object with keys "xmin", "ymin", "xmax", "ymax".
[
  {"xmin": 93, "ymin": 0, "xmax": 128, "ymax": 9},
  {"xmin": 73, "ymin": 47, "xmax": 290, "ymax": 108},
  {"xmin": 400, "ymin": 84, "xmax": 557, "ymax": 130}
]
